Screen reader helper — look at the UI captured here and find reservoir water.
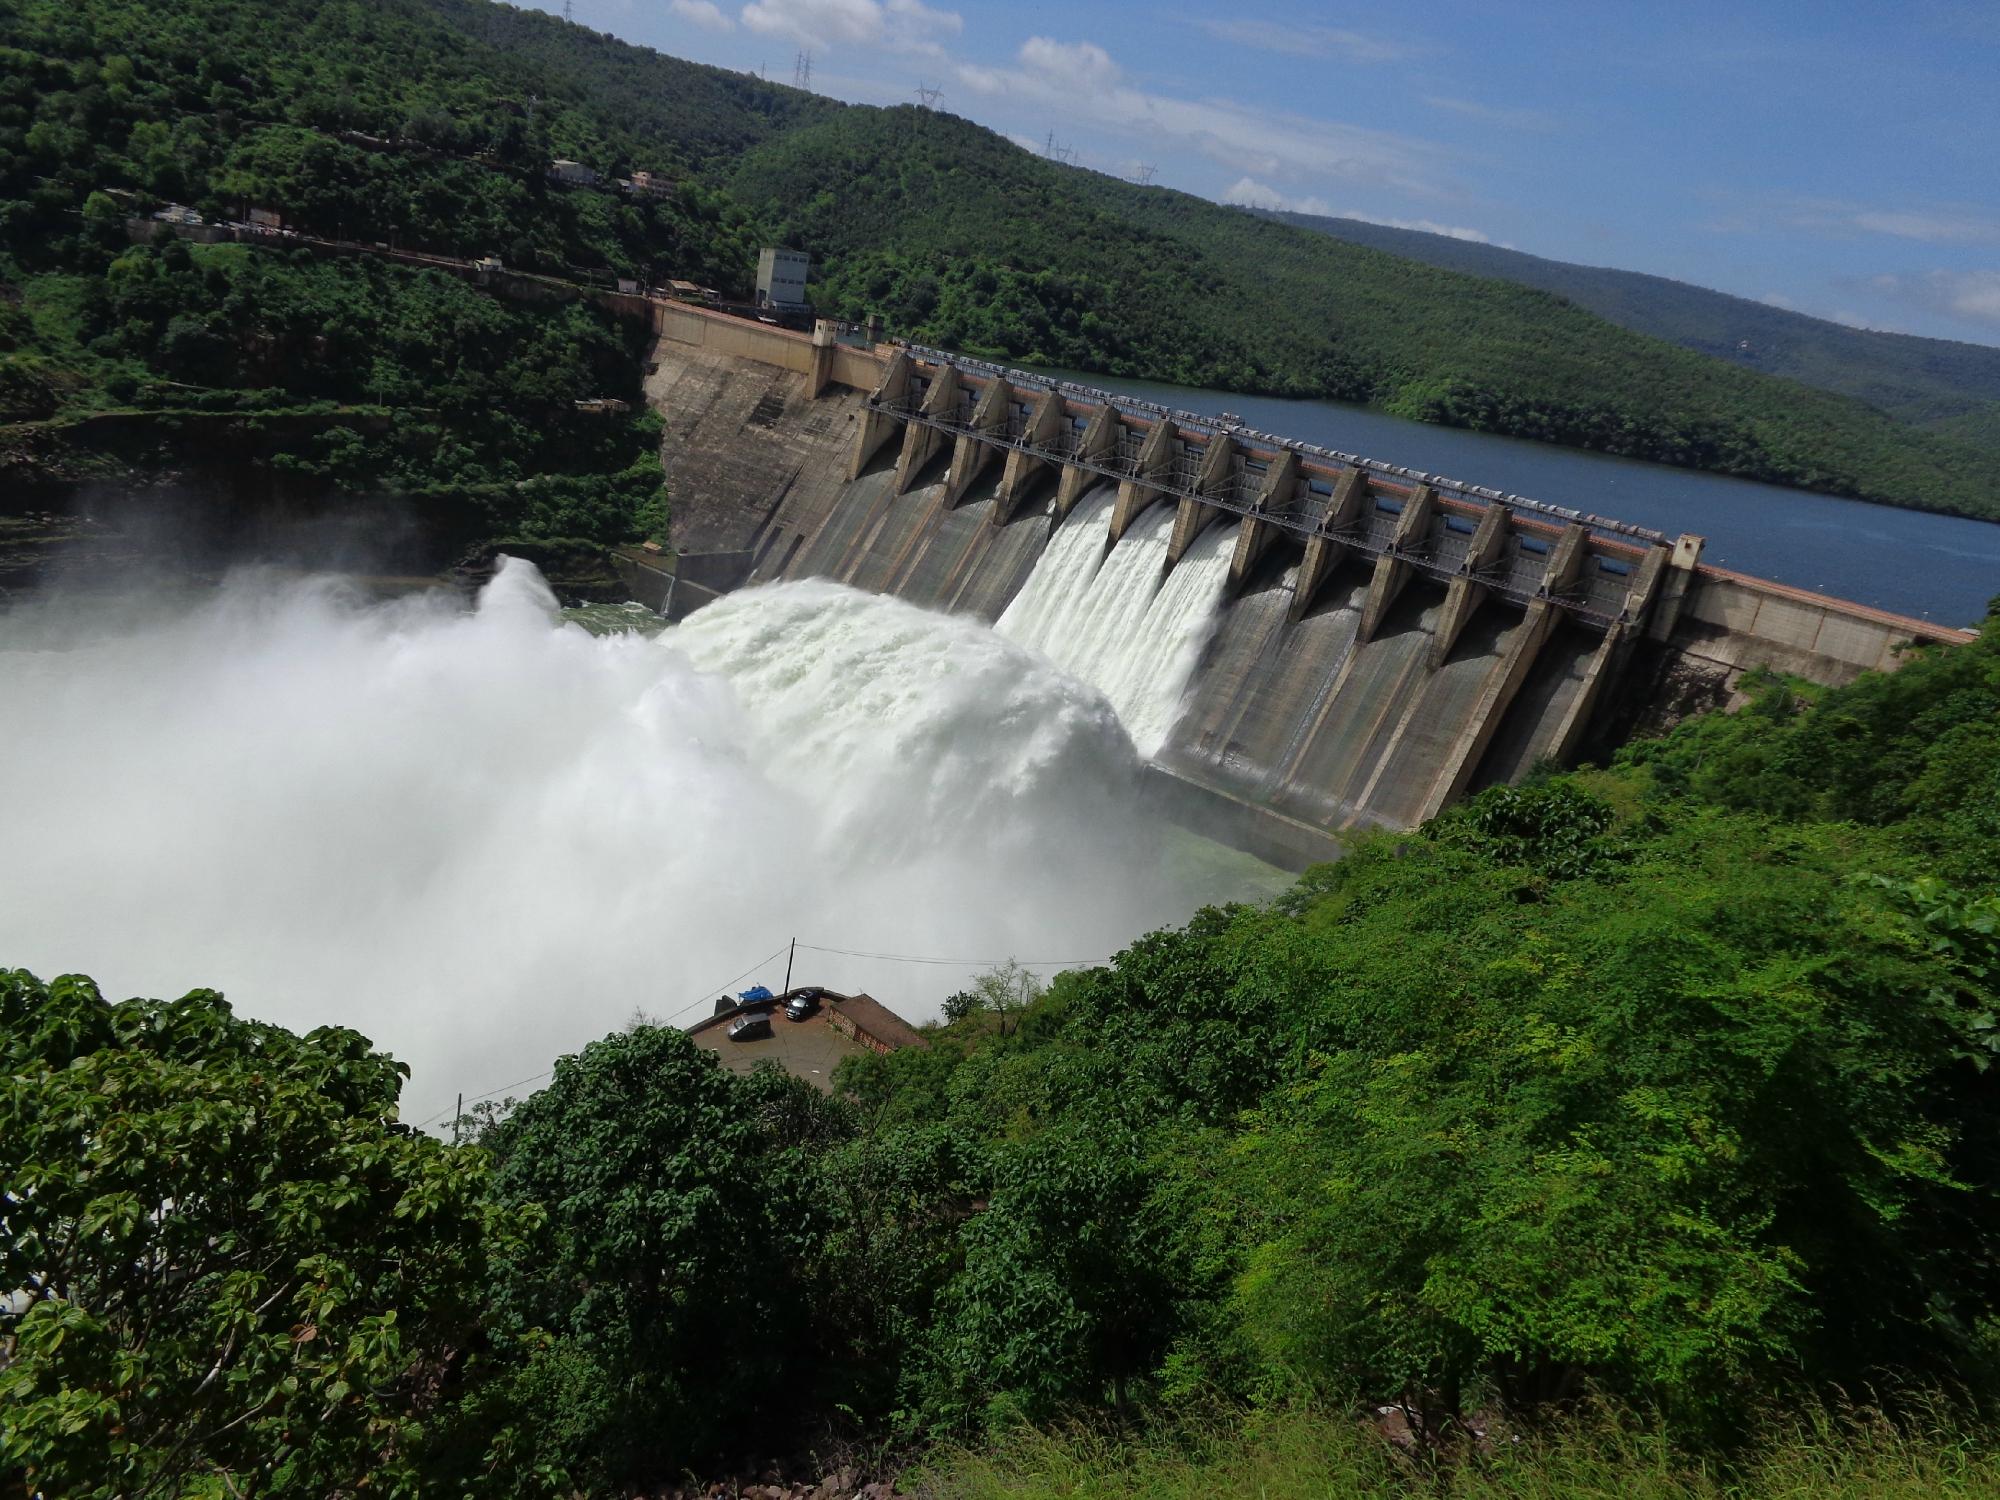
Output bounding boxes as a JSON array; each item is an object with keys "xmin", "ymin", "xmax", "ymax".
[{"xmin": 1034, "ymin": 368, "xmax": 2000, "ymax": 629}]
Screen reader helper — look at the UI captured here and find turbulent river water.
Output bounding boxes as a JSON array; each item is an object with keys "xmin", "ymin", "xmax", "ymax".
[{"xmin": 0, "ymin": 559, "xmax": 1263, "ymax": 1124}]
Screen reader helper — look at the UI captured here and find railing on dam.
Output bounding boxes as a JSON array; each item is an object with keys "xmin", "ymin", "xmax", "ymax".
[
  {"xmin": 892, "ymin": 342, "xmax": 1672, "ymax": 549},
  {"xmin": 857, "ymin": 345, "xmax": 1695, "ymax": 635}
]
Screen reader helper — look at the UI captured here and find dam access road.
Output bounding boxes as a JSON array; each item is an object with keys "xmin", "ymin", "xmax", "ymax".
[{"xmin": 625, "ymin": 301, "xmax": 1976, "ymax": 869}]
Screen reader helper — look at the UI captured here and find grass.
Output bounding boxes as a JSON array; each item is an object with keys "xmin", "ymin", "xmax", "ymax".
[{"xmin": 910, "ymin": 1403, "xmax": 2000, "ymax": 1499}]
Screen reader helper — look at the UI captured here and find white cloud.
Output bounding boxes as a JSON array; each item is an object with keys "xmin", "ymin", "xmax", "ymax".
[
  {"xmin": 1197, "ymin": 18, "xmax": 1412, "ymax": 63},
  {"xmin": 740, "ymin": 0, "xmax": 961, "ymax": 55},
  {"xmin": 1343, "ymin": 211, "xmax": 1491, "ymax": 243},
  {"xmin": 956, "ymin": 37, "xmax": 1452, "ymax": 196},
  {"xmin": 1708, "ymin": 193, "xmax": 2000, "ymax": 247},
  {"xmin": 1850, "ymin": 209, "xmax": 2000, "ymax": 245},
  {"xmin": 1221, "ymin": 177, "xmax": 1332, "ymax": 217},
  {"xmin": 1221, "ymin": 179, "xmax": 1492, "ymax": 242},
  {"xmin": 1017, "ymin": 36, "xmax": 1121, "ymax": 90},
  {"xmin": 1867, "ymin": 269, "xmax": 2000, "ymax": 329},
  {"xmin": 1422, "ymin": 95, "xmax": 1555, "ymax": 132},
  {"xmin": 669, "ymin": 0, "xmax": 734, "ymax": 31}
]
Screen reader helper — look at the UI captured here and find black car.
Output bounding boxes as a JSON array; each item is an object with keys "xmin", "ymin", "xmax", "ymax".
[{"xmin": 784, "ymin": 988, "xmax": 823, "ymax": 1021}]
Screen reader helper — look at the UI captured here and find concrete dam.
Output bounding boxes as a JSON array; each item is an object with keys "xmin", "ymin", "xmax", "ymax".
[{"xmin": 631, "ymin": 301, "xmax": 1974, "ymax": 866}]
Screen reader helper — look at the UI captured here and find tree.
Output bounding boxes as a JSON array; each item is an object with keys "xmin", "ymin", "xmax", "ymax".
[
  {"xmin": 962, "ymin": 959, "xmax": 1044, "ymax": 1039},
  {"xmin": 476, "ymin": 1025, "xmax": 810, "ymax": 1488},
  {"xmin": 0, "ymin": 968, "xmax": 528, "ymax": 1498}
]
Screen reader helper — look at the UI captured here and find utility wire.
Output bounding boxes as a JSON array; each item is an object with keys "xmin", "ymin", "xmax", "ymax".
[
  {"xmin": 412, "ymin": 942, "xmax": 1109, "ymax": 1130},
  {"xmin": 796, "ymin": 942, "xmax": 1109, "ymax": 968},
  {"xmin": 411, "ymin": 943, "xmax": 791, "ymax": 1131},
  {"xmin": 655, "ymin": 943, "xmax": 794, "ymax": 1025}
]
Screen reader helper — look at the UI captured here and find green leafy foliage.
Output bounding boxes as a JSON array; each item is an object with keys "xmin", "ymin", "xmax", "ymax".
[
  {"xmin": 1619, "ymin": 609, "xmax": 2000, "ymax": 884},
  {"xmin": 5, "ymin": 617, "xmax": 2000, "ymax": 1488},
  {"xmin": 0, "ymin": 968, "xmax": 531, "ymax": 1497},
  {"xmin": 474, "ymin": 1025, "xmax": 825, "ymax": 1489}
]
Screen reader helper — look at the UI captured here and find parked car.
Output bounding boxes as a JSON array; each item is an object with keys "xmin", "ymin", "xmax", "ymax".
[
  {"xmin": 727, "ymin": 1013, "xmax": 772, "ymax": 1042},
  {"xmin": 785, "ymin": 988, "xmax": 823, "ymax": 1021}
]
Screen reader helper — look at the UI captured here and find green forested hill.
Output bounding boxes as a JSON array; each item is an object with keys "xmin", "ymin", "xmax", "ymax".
[
  {"xmin": 733, "ymin": 107, "xmax": 2000, "ymax": 519},
  {"xmin": 6, "ymin": 0, "xmax": 2000, "ymax": 526},
  {"xmin": 1265, "ymin": 207, "xmax": 2000, "ymax": 438}
]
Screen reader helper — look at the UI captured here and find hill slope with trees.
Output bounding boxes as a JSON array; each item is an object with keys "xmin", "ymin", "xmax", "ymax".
[
  {"xmin": 1265, "ymin": 207, "xmax": 2000, "ymax": 440},
  {"xmin": 6, "ymin": 0, "xmax": 2000, "ymax": 531}
]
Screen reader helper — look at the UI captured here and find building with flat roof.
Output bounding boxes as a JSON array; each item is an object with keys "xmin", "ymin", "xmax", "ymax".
[
  {"xmin": 756, "ymin": 247, "xmax": 811, "ymax": 310},
  {"xmin": 688, "ymin": 987, "xmax": 924, "ymax": 1088}
]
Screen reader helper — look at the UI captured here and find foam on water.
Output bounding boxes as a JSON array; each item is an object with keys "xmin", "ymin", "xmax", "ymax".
[
  {"xmin": 0, "ymin": 561, "xmax": 1221, "ymax": 1123},
  {"xmin": 997, "ymin": 488, "xmax": 1238, "ymax": 757}
]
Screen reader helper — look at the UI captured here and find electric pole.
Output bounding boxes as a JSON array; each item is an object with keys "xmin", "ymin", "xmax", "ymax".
[{"xmin": 793, "ymin": 50, "xmax": 812, "ymax": 90}]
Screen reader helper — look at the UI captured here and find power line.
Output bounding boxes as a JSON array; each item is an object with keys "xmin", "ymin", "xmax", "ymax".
[
  {"xmin": 412, "ymin": 944, "xmax": 791, "ymax": 1131},
  {"xmin": 796, "ymin": 942, "xmax": 1108, "ymax": 968},
  {"xmin": 410, "ymin": 941, "xmax": 1107, "ymax": 1131},
  {"xmin": 412, "ymin": 1066, "xmax": 555, "ymax": 1131},
  {"xmin": 656, "ymin": 943, "xmax": 795, "ymax": 1026}
]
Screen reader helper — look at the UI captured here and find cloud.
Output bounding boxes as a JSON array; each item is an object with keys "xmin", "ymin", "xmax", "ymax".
[
  {"xmin": 669, "ymin": 0, "xmax": 734, "ymax": 30},
  {"xmin": 1196, "ymin": 18, "xmax": 1412, "ymax": 63},
  {"xmin": 1221, "ymin": 177, "xmax": 1332, "ymax": 217},
  {"xmin": 1708, "ymin": 193, "xmax": 2000, "ymax": 247},
  {"xmin": 1850, "ymin": 209, "xmax": 2000, "ymax": 245},
  {"xmin": 1422, "ymin": 95, "xmax": 1556, "ymax": 132},
  {"xmin": 1220, "ymin": 178, "xmax": 1492, "ymax": 242},
  {"xmin": 956, "ymin": 37, "xmax": 1453, "ymax": 196},
  {"xmin": 1866, "ymin": 269, "xmax": 2000, "ymax": 329},
  {"xmin": 740, "ymin": 0, "xmax": 961, "ymax": 55},
  {"xmin": 1017, "ymin": 35, "xmax": 1121, "ymax": 90}
]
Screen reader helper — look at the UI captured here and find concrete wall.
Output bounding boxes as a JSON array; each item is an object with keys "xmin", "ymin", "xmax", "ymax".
[
  {"xmin": 1671, "ymin": 567, "xmax": 1969, "ymax": 688},
  {"xmin": 643, "ymin": 333, "xmax": 1970, "ymax": 865}
]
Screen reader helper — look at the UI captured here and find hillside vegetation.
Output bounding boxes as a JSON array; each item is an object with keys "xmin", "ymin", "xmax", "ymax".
[
  {"xmin": 7, "ymin": 609, "xmax": 2000, "ymax": 1496},
  {"xmin": 1266, "ymin": 207, "xmax": 2000, "ymax": 438},
  {"xmin": 5, "ymin": 0, "xmax": 2000, "ymax": 529},
  {"xmin": 735, "ymin": 108, "xmax": 2000, "ymax": 519}
]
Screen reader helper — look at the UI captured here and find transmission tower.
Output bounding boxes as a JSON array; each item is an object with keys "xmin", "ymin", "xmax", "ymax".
[
  {"xmin": 793, "ymin": 50, "xmax": 812, "ymax": 90},
  {"xmin": 1134, "ymin": 163, "xmax": 1156, "ymax": 185},
  {"xmin": 914, "ymin": 81, "xmax": 944, "ymax": 109},
  {"xmin": 562, "ymin": 0, "xmax": 573, "ymax": 21}
]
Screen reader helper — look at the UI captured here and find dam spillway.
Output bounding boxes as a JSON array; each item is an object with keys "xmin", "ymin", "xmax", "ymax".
[
  {"xmin": 997, "ymin": 489, "xmax": 1238, "ymax": 759},
  {"xmin": 633, "ymin": 303, "xmax": 1976, "ymax": 866}
]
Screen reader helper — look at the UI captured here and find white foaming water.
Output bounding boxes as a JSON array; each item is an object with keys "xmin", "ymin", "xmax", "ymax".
[
  {"xmin": 997, "ymin": 487, "xmax": 1237, "ymax": 757},
  {"xmin": 0, "ymin": 562, "xmax": 1232, "ymax": 1123}
]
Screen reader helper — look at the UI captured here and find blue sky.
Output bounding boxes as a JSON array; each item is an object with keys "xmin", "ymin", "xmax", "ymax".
[{"xmin": 545, "ymin": 0, "xmax": 2000, "ymax": 348}]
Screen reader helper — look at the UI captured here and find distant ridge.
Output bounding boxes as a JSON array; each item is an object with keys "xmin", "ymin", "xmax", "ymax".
[{"xmin": 1263, "ymin": 208, "xmax": 2000, "ymax": 450}]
